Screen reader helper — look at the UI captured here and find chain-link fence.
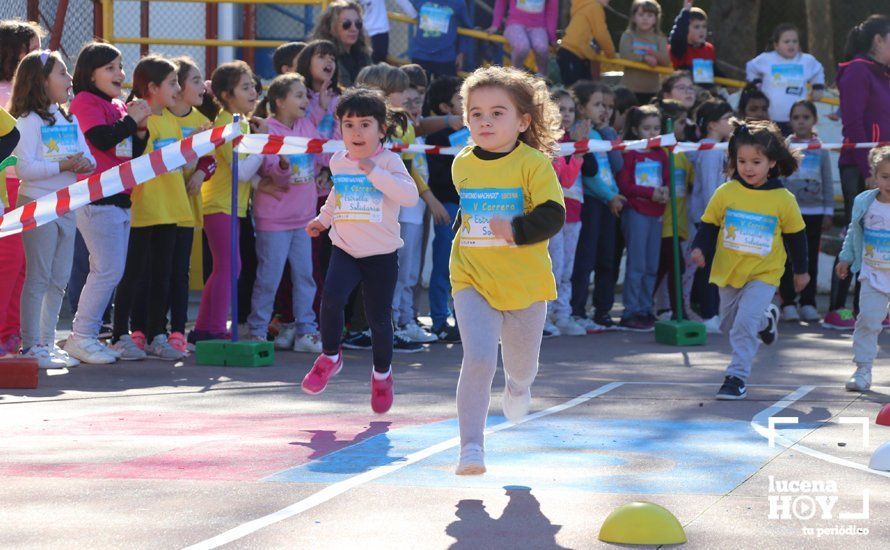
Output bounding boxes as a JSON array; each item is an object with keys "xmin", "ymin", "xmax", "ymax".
[{"xmin": 0, "ymin": 0, "xmax": 96, "ymax": 67}]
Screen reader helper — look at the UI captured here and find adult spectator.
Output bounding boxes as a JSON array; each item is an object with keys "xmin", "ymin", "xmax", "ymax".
[{"xmin": 312, "ymin": 0, "xmax": 373, "ymax": 87}]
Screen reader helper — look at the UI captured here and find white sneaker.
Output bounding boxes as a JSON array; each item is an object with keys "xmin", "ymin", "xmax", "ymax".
[
  {"xmin": 554, "ymin": 317, "xmax": 586, "ymax": 336},
  {"xmin": 543, "ymin": 319, "xmax": 562, "ymax": 337},
  {"xmin": 400, "ymin": 322, "xmax": 438, "ymax": 343},
  {"xmin": 455, "ymin": 443, "xmax": 486, "ymax": 475},
  {"xmin": 145, "ymin": 334, "xmax": 186, "ymax": 361},
  {"xmin": 22, "ymin": 345, "xmax": 68, "ymax": 369},
  {"xmin": 782, "ymin": 304, "xmax": 800, "ymax": 322},
  {"xmin": 64, "ymin": 336, "xmax": 116, "ymax": 364},
  {"xmin": 273, "ymin": 323, "xmax": 297, "ymax": 350},
  {"xmin": 293, "ymin": 333, "xmax": 323, "ymax": 353},
  {"xmin": 110, "ymin": 335, "xmax": 147, "ymax": 361},
  {"xmin": 50, "ymin": 345, "xmax": 80, "ymax": 368},
  {"xmin": 799, "ymin": 305, "xmax": 820, "ymax": 322},
  {"xmin": 100, "ymin": 340, "xmax": 121, "ymax": 359},
  {"xmin": 502, "ymin": 382, "xmax": 531, "ymax": 422},
  {"xmin": 703, "ymin": 316, "xmax": 722, "ymax": 334},
  {"xmin": 845, "ymin": 365, "xmax": 872, "ymax": 392}
]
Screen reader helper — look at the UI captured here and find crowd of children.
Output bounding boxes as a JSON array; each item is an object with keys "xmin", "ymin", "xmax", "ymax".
[{"xmin": 1, "ymin": 4, "xmax": 890, "ymax": 473}]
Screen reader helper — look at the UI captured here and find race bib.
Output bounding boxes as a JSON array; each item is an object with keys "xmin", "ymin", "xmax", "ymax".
[
  {"xmin": 419, "ymin": 4, "xmax": 452, "ymax": 35},
  {"xmin": 692, "ymin": 58, "xmax": 714, "ymax": 84},
  {"xmin": 635, "ymin": 160, "xmax": 662, "ymax": 188},
  {"xmin": 794, "ymin": 151, "xmax": 821, "ymax": 181},
  {"xmin": 288, "ymin": 154, "xmax": 315, "ymax": 185},
  {"xmin": 771, "ymin": 63, "xmax": 804, "ymax": 95},
  {"xmin": 115, "ymin": 136, "xmax": 133, "ymax": 159},
  {"xmin": 152, "ymin": 137, "xmax": 176, "ymax": 152},
  {"xmin": 516, "ymin": 0, "xmax": 545, "ymax": 14},
  {"xmin": 672, "ymin": 168, "xmax": 687, "ymax": 198},
  {"xmin": 863, "ymin": 228, "xmax": 890, "ymax": 271},
  {"xmin": 332, "ymin": 173, "xmax": 383, "ymax": 223},
  {"xmin": 632, "ymin": 40, "xmax": 658, "ymax": 57},
  {"xmin": 180, "ymin": 127, "xmax": 197, "ymax": 138},
  {"xmin": 722, "ymin": 208, "xmax": 778, "ymax": 256},
  {"xmin": 448, "ymin": 127, "xmax": 470, "ymax": 148},
  {"xmin": 564, "ymin": 173, "xmax": 584, "ymax": 203},
  {"xmin": 594, "ymin": 152, "xmax": 615, "ymax": 189},
  {"xmin": 459, "ymin": 187, "xmax": 524, "ymax": 247},
  {"xmin": 41, "ymin": 124, "xmax": 79, "ymax": 162},
  {"xmin": 318, "ymin": 113, "xmax": 335, "ymax": 139},
  {"xmin": 414, "ymin": 152, "xmax": 429, "ymax": 185}
]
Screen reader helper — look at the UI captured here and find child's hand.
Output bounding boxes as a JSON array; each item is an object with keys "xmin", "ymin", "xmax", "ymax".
[
  {"xmin": 794, "ymin": 273, "xmax": 811, "ymax": 293},
  {"xmin": 249, "ymin": 116, "xmax": 269, "ymax": 134},
  {"xmin": 609, "ymin": 194, "xmax": 626, "ymax": 217},
  {"xmin": 60, "ymin": 153, "xmax": 88, "ymax": 173},
  {"xmin": 822, "ymin": 214, "xmax": 833, "ymax": 232},
  {"xmin": 257, "ymin": 176, "xmax": 288, "ymax": 200},
  {"xmin": 489, "ymin": 217, "xmax": 515, "ymax": 244},
  {"xmin": 448, "ymin": 114, "xmax": 464, "ymax": 131},
  {"xmin": 644, "ymin": 54, "xmax": 658, "ymax": 67},
  {"xmin": 485, "ymin": 25, "xmax": 498, "ymax": 34},
  {"xmin": 835, "ymin": 261, "xmax": 850, "ymax": 280},
  {"xmin": 126, "ymin": 99, "xmax": 151, "ymax": 124},
  {"xmin": 278, "ymin": 155, "xmax": 290, "ymax": 170},
  {"xmin": 306, "ymin": 219, "xmax": 325, "ymax": 237},
  {"xmin": 319, "ymin": 87, "xmax": 335, "ymax": 111},
  {"xmin": 358, "ymin": 158, "xmax": 376, "ymax": 174},
  {"xmin": 690, "ymin": 248, "xmax": 706, "ymax": 268},
  {"xmin": 571, "ymin": 119, "xmax": 591, "ymax": 143},
  {"xmin": 425, "ymin": 195, "xmax": 452, "ymax": 225},
  {"xmin": 186, "ymin": 170, "xmax": 205, "ymax": 195}
]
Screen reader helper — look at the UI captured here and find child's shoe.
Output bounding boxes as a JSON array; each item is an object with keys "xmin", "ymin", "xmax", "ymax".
[
  {"xmin": 543, "ymin": 318, "xmax": 561, "ymax": 338},
  {"xmin": 433, "ymin": 322, "xmax": 462, "ymax": 343},
  {"xmin": 822, "ymin": 309, "xmax": 855, "ymax": 330},
  {"xmin": 273, "ymin": 323, "xmax": 297, "ymax": 349},
  {"xmin": 294, "ymin": 333, "xmax": 323, "ymax": 353},
  {"xmin": 502, "ymin": 381, "xmax": 531, "ymax": 422},
  {"xmin": 50, "ymin": 345, "xmax": 80, "ymax": 368},
  {"xmin": 845, "ymin": 364, "xmax": 872, "ymax": 392},
  {"xmin": 593, "ymin": 314, "xmax": 618, "ymax": 331},
  {"xmin": 22, "ymin": 345, "xmax": 68, "ymax": 369},
  {"xmin": 64, "ymin": 336, "xmax": 116, "ymax": 365},
  {"xmin": 110, "ymin": 335, "xmax": 147, "ymax": 361},
  {"xmin": 370, "ymin": 370, "xmax": 394, "ymax": 413},
  {"xmin": 168, "ymin": 332, "xmax": 188, "ymax": 354},
  {"xmin": 618, "ymin": 316, "xmax": 654, "ymax": 332},
  {"xmin": 703, "ymin": 315, "xmax": 722, "ymax": 334},
  {"xmin": 302, "ymin": 351, "xmax": 343, "ymax": 394},
  {"xmin": 145, "ymin": 334, "xmax": 187, "ymax": 361},
  {"xmin": 343, "ymin": 330, "xmax": 373, "ymax": 350},
  {"xmin": 455, "ymin": 443, "xmax": 486, "ymax": 475},
  {"xmin": 554, "ymin": 317, "xmax": 586, "ymax": 336},
  {"xmin": 399, "ymin": 322, "xmax": 438, "ymax": 343},
  {"xmin": 759, "ymin": 304, "xmax": 779, "ymax": 345},
  {"xmin": 781, "ymin": 304, "xmax": 800, "ymax": 322},
  {"xmin": 799, "ymin": 305, "xmax": 820, "ymax": 323},
  {"xmin": 716, "ymin": 375, "xmax": 747, "ymax": 400},
  {"xmin": 572, "ymin": 316, "xmax": 602, "ymax": 334}
]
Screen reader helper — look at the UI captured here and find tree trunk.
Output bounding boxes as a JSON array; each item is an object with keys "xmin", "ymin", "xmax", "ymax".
[
  {"xmin": 708, "ymin": 0, "xmax": 762, "ymax": 80},
  {"xmin": 805, "ymin": 0, "xmax": 835, "ymax": 83}
]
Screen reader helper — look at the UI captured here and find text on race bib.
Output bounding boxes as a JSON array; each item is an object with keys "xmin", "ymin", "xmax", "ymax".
[
  {"xmin": 672, "ymin": 168, "xmax": 687, "ymax": 198},
  {"xmin": 332, "ymin": 173, "xmax": 383, "ymax": 223},
  {"xmin": 771, "ymin": 63, "xmax": 804, "ymax": 94},
  {"xmin": 594, "ymin": 152, "xmax": 615, "ymax": 188},
  {"xmin": 115, "ymin": 136, "xmax": 133, "ymax": 159},
  {"xmin": 516, "ymin": 0, "xmax": 545, "ymax": 14},
  {"xmin": 318, "ymin": 113, "xmax": 335, "ymax": 139},
  {"xmin": 635, "ymin": 159, "xmax": 662, "ymax": 188},
  {"xmin": 448, "ymin": 127, "xmax": 470, "ymax": 148},
  {"xmin": 794, "ymin": 151, "xmax": 821, "ymax": 181},
  {"xmin": 287, "ymin": 154, "xmax": 315, "ymax": 185},
  {"xmin": 153, "ymin": 138, "xmax": 177, "ymax": 151},
  {"xmin": 419, "ymin": 4, "xmax": 452, "ymax": 35},
  {"xmin": 40, "ymin": 124, "xmax": 79, "ymax": 162},
  {"xmin": 722, "ymin": 208, "xmax": 778, "ymax": 256},
  {"xmin": 864, "ymin": 228, "xmax": 890, "ymax": 271},
  {"xmin": 692, "ymin": 58, "xmax": 714, "ymax": 84},
  {"xmin": 459, "ymin": 187, "xmax": 524, "ymax": 248},
  {"xmin": 632, "ymin": 40, "xmax": 658, "ymax": 57},
  {"xmin": 180, "ymin": 127, "xmax": 197, "ymax": 138}
]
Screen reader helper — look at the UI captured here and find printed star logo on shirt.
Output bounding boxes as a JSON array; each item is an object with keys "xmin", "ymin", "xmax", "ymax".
[
  {"xmin": 46, "ymin": 138, "xmax": 59, "ymax": 154},
  {"xmin": 334, "ymin": 193, "xmax": 342, "ymax": 209},
  {"xmin": 725, "ymin": 225, "xmax": 737, "ymax": 240},
  {"xmin": 462, "ymin": 216, "xmax": 472, "ymax": 235},
  {"xmin": 866, "ymin": 244, "xmax": 875, "ymax": 258}
]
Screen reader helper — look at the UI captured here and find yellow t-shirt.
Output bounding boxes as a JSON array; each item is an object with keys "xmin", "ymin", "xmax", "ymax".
[
  {"xmin": 171, "ymin": 107, "xmax": 212, "ymax": 228},
  {"xmin": 202, "ymin": 110, "xmax": 252, "ymax": 218},
  {"xmin": 130, "ymin": 109, "xmax": 192, "ymax": 228},
  {"xmin": 392, "ymin": 122, "xmax": 429, "ymax": 195},
  {"xmin": 701, "ymin": 180, "xmax": 805, "ymax": 289},
  {"xmin": 449, "ymin": 142, "xmax": 565, "ymax": 311},
  {"xmin": 1, "ymin": 106, "xmax": 16, "ymax": 208},
  {"xmin": 662, "ymin": 151, "xmax": 694, "ymax": 240}
]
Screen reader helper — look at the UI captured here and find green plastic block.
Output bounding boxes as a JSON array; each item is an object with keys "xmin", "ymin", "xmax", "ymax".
[
  {"xmin": 195, "ymin": 339, "xmax": 274, "ymax": 367},
  {"xmin": 654, "ymin": 319, "xmax": 707, "ymax": 346}
]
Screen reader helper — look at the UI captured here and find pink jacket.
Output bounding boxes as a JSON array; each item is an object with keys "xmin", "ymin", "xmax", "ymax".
[
  {"xmin": 254, "ymin": 116, "xmax": 322, "ymax": 231},
  {"xmin": 553, "ymin": 152, "xmax": 583, "ymax": 223},
  {"xmin": 618, "ymin": 148, "xmax": 670, "ymax": 218},
  {"xmin": 69, "ymin": 91, "xmax": 132, "ymax": 186},
  {"xmin": 491, "ymin": 0, "xmax": 558, "ymax": 42},
  {"xmin": 317, "ymin": 146, "xmax": 418, "ymax": 258}
]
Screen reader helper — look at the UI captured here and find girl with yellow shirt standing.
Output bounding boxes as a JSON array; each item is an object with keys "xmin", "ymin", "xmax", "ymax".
[
  {"xmin": 691, "ymin": 120, "xmax": 809, "ymax": 401},
  {"xmin": 450, "ymin": 67, "xmax": 565, "ymax": 475},
  {"xmin": 110, "ymin": 56, "xmax": 192, "ymax": 361}
]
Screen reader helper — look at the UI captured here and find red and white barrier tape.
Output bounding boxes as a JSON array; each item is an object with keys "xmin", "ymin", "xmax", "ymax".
[
  {"xmin": 0, "ymin": 123, "xmax": 241, "ymax": 239},
  {"xmin": 674, "ymin": 140, "xmax": 890, "ymax": 153}
]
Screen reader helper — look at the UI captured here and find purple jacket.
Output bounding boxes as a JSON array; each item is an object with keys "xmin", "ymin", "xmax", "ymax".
[{"xmin": 838, "ymin": 56, "xmax": 890, "ymax": 178}]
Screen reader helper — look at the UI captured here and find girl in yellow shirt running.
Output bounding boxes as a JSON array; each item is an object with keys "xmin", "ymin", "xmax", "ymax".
[{"xmin": 450, "ymin": 66, "xmax": 565, "ymax": 475}]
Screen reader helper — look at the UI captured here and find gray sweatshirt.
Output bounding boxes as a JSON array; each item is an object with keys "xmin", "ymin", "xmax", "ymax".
[
  {"xmin": 688, "ymin": 138, "xmax": 726, "ymax": 225},
  {"xmin": 782, "ymin": 138, "xmax": 834, "ymax": 216}
]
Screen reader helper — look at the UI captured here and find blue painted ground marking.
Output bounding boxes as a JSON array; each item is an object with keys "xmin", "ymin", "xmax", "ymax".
[{"xmin": 266, "ymin": 416, "xmax": 811, "ymax": 494}]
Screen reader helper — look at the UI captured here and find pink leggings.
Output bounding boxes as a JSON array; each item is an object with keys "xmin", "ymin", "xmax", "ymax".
[
  {"xmin": 504, "ymin": 24, "xmax": 550, "ymax": 73},
  {"xmin": 195, "ymin": 212, "xmax": 241, "ymax": 334},
  {"xmin": 0, "ymin": 178, "xmax": 25, "ymax": 350}
]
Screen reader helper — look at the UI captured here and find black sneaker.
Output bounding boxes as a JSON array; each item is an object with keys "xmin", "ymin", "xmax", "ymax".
[
  {"xmin": 433, "ymin": 322, "xmax": 461, "ymax": 344},
  {"xmin": 343, "ymin": 330, "xmax": 373, "ymax": 350},
  {"xmin": 716, "ymin": 375, "xmax": 747, "ymax": 400},
  {"xmin": 393, "ymin": 331, "xmax": 424, "ymax": 353},
  {"xmin": 593, "ymin": 315, "xmax": 617, "ymax": 331},
  {"xmin": 759, "ymin": 304, "xmax": 779, "ymax": 345}
]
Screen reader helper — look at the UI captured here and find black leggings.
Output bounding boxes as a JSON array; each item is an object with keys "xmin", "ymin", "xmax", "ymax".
[
  {"xmin": 320, "ymin": 246, "xmax": 398, "ymax": 372},
  {"xmin": 780, "ymin": 214, "xmax": 822, "ymax": 307},
  {"xmin": 114, "ymin": 224, "xmax": 177, "ymax": 342},
  {"xmin": 557, "ymin": 48, "xmax": 590, "ymax": 88},
  {"xmin": 371, "ymin": 32, "xmax": 389, "ymax": 64}
]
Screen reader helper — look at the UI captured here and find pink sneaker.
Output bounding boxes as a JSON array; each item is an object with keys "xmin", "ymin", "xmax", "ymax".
[
  {"xmin": 822, "ymin": 309, "xmax": 855, "ymax": 331},
  {"xmin": 301, "ymin": 352, "xmax": 343, "ymax": 395},
  {"xmin": 371, "ymin": 372, "xmax": 394, "ymax": 414},
  {"xmin": 168, "ymin": 332, "xmax": 188, "ymax": 353},
  {"xmin": 884, "ymin": 315, "xmax": 890, "ymax": 328},
  {"xmin": 130, "ymin": 330, "xmax": 147, "ymax": 350}
]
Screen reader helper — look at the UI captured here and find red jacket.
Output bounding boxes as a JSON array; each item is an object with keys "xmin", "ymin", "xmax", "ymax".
[{"xmin": 618, "ymin": 148, "xmax": 670, "ymax": 217}]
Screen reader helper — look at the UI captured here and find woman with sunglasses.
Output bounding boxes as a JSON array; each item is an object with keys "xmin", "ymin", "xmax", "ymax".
[{"xmin": 311, "ymin": 0, "xmax": 373, "ymax": 87}]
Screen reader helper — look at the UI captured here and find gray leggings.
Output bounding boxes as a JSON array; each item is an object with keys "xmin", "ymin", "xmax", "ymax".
[{"xmin": 454, "ymin": 287, "xmax": 546, "ymax": 448}]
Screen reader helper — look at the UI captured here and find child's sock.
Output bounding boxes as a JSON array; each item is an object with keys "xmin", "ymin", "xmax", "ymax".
[
  {"xmin": 372, "ymin": 366, "xmax": 392, "ymax": 380},
  {"xmin": 325, "ymin": 352, "xmax": 340, "ymax": 362}
]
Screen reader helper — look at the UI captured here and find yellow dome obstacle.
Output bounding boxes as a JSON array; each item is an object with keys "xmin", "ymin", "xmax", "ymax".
[{"xmin": 598, "ymin": 501, "xmax": 687, "ymax": 545}]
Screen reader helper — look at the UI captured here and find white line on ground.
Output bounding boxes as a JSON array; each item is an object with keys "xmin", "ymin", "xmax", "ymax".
[
  {"xmin": 182, "ymin": 382, "xmax": 625, "ymax": 550},
  {"xmin": 750, "ymin": 385, "xmax": 890, "ymax": 479}
]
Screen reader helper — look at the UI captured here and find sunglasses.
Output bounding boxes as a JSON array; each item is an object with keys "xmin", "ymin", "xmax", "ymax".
[{"xmin": 342, "ymin": 19, "xmax": 363, "ymax": 31}]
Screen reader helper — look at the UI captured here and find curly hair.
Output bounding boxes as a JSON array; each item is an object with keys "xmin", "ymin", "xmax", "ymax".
[
  {"xmin": 460, "ymin": 66, "xmax": 562, "ymax": 158},
  {"xmin": 10, "ymin": 50, "xmax": 71, "ymax": 125},
  {"xmin": 310, "ymin": 0, "xmax": 370, "ymax": 58},
  {"xmin": 726, "ymin": 118, "xmax": 799, "ymax": 180},
  {"xmin": 0, "ymin": 19, "xmax": 45, "ymax": 82},
  {"xmin": 869, "ymin": 146, "xmax": 890, "ymax": 176}
]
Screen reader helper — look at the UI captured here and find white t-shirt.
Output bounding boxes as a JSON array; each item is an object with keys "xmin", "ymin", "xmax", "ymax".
[
  {"xmin": 399, "ymin": 135, "xmax": 427, "ymax": 224},
  {"xmin": 745, "ymin": 51, "xmax": 825, "ymax": 122},
  {"xmin": 860, "ymin": 199, "xmax": 890, "ymax": 294},
  {"xmin": 360, "ymin": 0, "xmax": 418, "ymax": 37}
]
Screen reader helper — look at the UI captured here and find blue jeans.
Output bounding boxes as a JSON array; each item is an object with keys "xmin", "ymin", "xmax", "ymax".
[
  {"xmin": 571, "ymin": 198, "xmax": 617, "ymax": 320},
  {"xmin": 621, "ymin": 208, "xmax": 662, "ymax": 319},
  {"xmin": 429, "ymin": 201, "xmax": 459, "ymax": 328}
]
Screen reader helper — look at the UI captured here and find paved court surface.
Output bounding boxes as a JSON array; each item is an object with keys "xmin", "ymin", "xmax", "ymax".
[{"xmin": 2, "ymin": 321, "xmax": 889, "ymax": 549}]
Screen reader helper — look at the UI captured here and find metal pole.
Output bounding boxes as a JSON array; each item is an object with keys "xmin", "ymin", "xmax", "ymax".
[
  {"xmin": 667, "ymin": 119, "xmax": 683, "ymax": 323},
  {"xmin": 231, "ymin": 115, "xmax": 240, "ymax": 342}
]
